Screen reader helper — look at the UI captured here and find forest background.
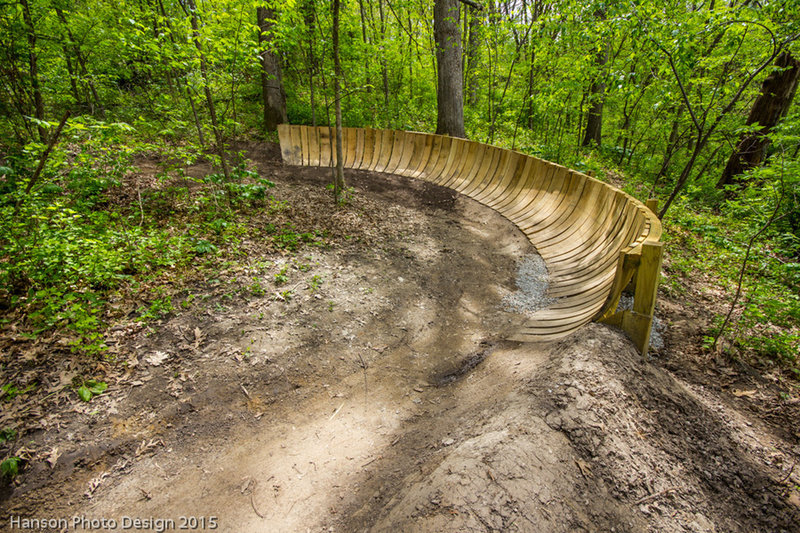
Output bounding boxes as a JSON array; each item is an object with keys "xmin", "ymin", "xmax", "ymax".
[{"xmin": 1, "ymin": 0, "xmax": 800, "ymax": 417}]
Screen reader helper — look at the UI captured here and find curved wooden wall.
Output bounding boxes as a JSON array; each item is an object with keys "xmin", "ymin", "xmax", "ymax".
[{"xmin": 278, "ymin": 125, "xmax": 663, "ymax": 354}]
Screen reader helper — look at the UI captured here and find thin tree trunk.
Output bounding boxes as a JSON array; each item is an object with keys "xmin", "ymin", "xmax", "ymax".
[
  {"xmin": 184, "ymin": 0, "xmax": 230, "ymax": 181},
  {"xmin": 257, "ymin": 6, "xmax": 288, "ymax": 132},
  {"xmin": 357, "ymin": 0, "xmax": 371, "ymax": 93},
  {"xmin": 303, "ymin": 0, "xmax": 317, "ymax": 126},
  {"xmin": 20, "ymin": 0, "xmax": 46, "ymax": 142},
  {"xmin": 466, "ymin": 8, "xmax": 480, "ymax": 107},
  {"xmin": 333, "ymin": 0, "xmax": 345, "ymax": 201},
  {"xmin": 378, "ymin": 0, "xmax": 389, "ymax": 107},
  {"xmin": 55, "ymin": 8, "xmax": 102, "ymax": 115}
]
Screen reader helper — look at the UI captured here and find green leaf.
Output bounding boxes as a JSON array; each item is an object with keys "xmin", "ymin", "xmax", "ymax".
[
  {"xmin": 77, "ymin": 386, "xmax": 93, "ymax": 402},
  {"xmin": 1, "ymin": 457, "xmax": 20, "ymax": 479},
  {"xmin": 86, "ymin": 380, "xmax": 108, "ymax": 395},
  {"xmin": 0, "ymin": 428, "xmax": 16, "ymax": 444}
]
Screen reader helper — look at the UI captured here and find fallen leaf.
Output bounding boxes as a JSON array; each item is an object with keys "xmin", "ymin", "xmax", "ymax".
[
  {"xmin": 144, "ymin": 351, "xmax": 170, "ymax": 367},
  {"xmin": 732, "ymin": 389, "xmax": 757, "ymax": 398},
  {"xmin": 45, "ymin": 447, "xmax": 61, "ymax": 469},
  {"xmin": 576, "ymin": 458, "xmax": 593, "ymax": 479}
]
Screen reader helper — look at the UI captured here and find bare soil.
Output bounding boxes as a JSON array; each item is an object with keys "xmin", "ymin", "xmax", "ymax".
[{"xmin": 1, "ymin": 145, "xmax": 799, "ymax": 532}]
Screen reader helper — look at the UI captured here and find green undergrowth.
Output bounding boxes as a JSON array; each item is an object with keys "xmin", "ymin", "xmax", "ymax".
[
  {"xmin": 0, "ymin": 120, "xmax": 327, "ymax": 358},
  {"xmin": 661, "ymin": 200, "xmax": 800, "ymax": 379}
]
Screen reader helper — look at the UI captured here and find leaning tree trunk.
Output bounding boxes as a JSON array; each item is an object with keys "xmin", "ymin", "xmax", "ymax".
[
  {"xmin": 434, "ymin": 0, "xmax": 466, "ymax": 138},
  {"xmin": 257, "ymin": 6, "xmax": 288, "ymax": 133},
  {"xmin": 717, "ymin": 51, "xmax": 800, "ymax": 188}
]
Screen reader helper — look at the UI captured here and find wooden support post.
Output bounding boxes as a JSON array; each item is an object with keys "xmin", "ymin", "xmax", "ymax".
[
  {"xmin": 646, "ymin": 198, "xmax": 659, "ymax": 217},
  {"xmin": 598, "ymin": 242, "xmax": 663, "ymax": 358},
  {"xmin": 630, "ymin": 242, "xmax": 663, "ymax": 358}
]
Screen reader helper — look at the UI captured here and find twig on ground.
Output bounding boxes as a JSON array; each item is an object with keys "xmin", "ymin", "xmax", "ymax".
[{"xmin": 634, "ymin": 486, "xmax": 682, "ymax": 505}]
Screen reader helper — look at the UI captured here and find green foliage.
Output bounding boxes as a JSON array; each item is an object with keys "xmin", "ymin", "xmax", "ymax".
[
  {"xmin": 0, "ymin": 428, "xmax": 17, "ymax": 444},
  {"xmin": 76, "ymin": 379, "xmax": 108, "ymax": 402},
  {"xmin": 1, "ymin": 383, "xmax": 36, "ymax": 402},
  {"xmin": 274, "ymin": 265, "xmax": 289, "ymax": 285},
  {"xmin": 1, "ymin": 456, "xmax": 20, "ymax": 479}
]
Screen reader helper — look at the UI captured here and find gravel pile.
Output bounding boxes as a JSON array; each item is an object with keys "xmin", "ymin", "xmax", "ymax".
[{"xmin": 503, "ymin": 253, "xmax": 556, "ymax": 315}]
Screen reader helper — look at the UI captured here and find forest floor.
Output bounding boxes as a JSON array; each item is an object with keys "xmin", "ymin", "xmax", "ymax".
[{"xmin": 2, "ymin": 144, "xmax": 800, "ymax": 532}]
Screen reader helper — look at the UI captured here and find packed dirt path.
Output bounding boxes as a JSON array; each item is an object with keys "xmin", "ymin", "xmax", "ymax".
[{"xmin": 2, "ymin": 147, "xmax": 799, "ymax": 532}]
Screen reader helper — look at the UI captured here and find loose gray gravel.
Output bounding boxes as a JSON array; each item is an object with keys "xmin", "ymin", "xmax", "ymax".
[{"xmin": 503, "ymin": 253, "xmax": 556, "ymax": 315}]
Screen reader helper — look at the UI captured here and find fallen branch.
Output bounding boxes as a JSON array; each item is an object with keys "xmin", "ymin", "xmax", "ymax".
[{"xmin": 634, "ymin": 486, "xmax": 681, "ymax": 505}]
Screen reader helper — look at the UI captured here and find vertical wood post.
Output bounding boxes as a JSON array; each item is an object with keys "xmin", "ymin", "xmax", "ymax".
[
  {"xmin": 630, "ymin": 241, "xmax": 663, "ymax": 358},
  {"xmin": 646, "ymin": 198, "xmax": 659, "ymax": 216}
]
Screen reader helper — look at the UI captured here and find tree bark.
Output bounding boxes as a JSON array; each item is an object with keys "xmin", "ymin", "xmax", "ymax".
[
  {"xmin": 581, "ymin": 47, "xmax": 608, "ymax": 148},
  {"xmin": 55, "ymin": 7, "xmax": 102, "ymax": 115},
  {"xmin": 332, "ymin": 0, "xmax": 345, "ymax": 201},
  {"xmin": 717, "ymin": 51, "xmax": 800, "ymax": 188},
  {"xmin": 184, "ymin": 0, "xmax": 231, "ymax": 181},
  {"xmin": 434, "ymin": 0, "xmax": 466, "ymax": 138},
  {"xmin": 302, "ymin": 0, "xmax": 317, "ymax": 126},
  {"xmin": 256, "ymin": 6, "xmax": 288, "ymax": 132},
  {"xmin": 465, "ymin": 7, "xmax": 480, "ymax": 107},
  {"xmin": 20, "ymin": 0, "xmax": 46, "ymax": 142}
]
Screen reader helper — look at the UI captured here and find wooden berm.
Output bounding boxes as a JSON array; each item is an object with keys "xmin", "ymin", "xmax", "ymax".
[{"xmin": 278, "ymin": 125, "xmax": 664, "ymax": 356}]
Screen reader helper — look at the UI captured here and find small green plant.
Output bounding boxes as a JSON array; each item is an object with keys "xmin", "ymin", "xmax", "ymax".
[
  {"xmin": 138, "ymin": 295, "xmax": 174, "ymax": 322},
  {"xmin": 193, "ymin": 239, "xmax": 218, "ymax": 255},
  {"xmin": 76, "ymin": 379, "xmax": 108, "ymax": 402},
  {"xmin": 267, "ymin": 197, "xmax": 289, "ymax": 214},
  {"xmin": 328, "ymin": 300, "xmax": 335, "ymax": 312},
  {"xmin": 248, "ymin": 280, "xmax": 265, "ymax": 296},
  {"xmin": 1, "ymin": 456, "xmax": 21, "ymax": 479},
  {"xmin": 274, "ymin": 265, "xmax": 289, "ymax": 285},
  {"xmin": 309, "ymin": 274, "xmax": 323, "ymax": 293},
  {"xmin": 278, "ymin": 289, "xmax": 293, "ymax": 301},
  {"xmin": 0, "ymin": 428, "xmax": 17, "ymax": 444},
  {"xmin": 181, "ymin": 293, "xmax": 196, "ymax": 309},
  {"xmin": 1, "ymin": 383, "xmax": 36, "ymax": 402}
]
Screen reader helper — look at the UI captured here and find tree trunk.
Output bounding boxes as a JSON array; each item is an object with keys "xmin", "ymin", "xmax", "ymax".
[
  {"xmin": 256, "ymin": 6, "xmax": 288, "ymax": 133},
  {"xmin": 378, "ymin": 0, "xmax": 389, "ymax": 107},
  {"xmin": 717, "ymin": 51, "xmax": 800, "ymax": 188},
  {"xmin": 434, "ymin": 0, "xmax": 466, "ymax": 138},
  {"xmin": 185, "ymin": 0, "xmax": 230, "ymax": 181},
  {"xmin": 20, "ymin": 0, "xmax": 46, "ymax": 142},
  {"xmin": 465, "ymin": 7, "xmax": 480, "ymax": 107},
  {"xmin": 302, "ymin": 0, "xmax": 317, "ymax": 126},
  {"xmin": 332, "ymin": 0, "xmax": 345, "ymax": 201},
  {"xmin": 582, "ymin": 49, "xmax": 608, "ymax": 148},
  {"xmin": 55, "ymin": 7, "xmax": 102, "ymax": 115}
]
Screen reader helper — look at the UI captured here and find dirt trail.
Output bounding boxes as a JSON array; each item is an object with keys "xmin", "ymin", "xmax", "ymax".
[{"xmin": 2, "ymin": 149, "xmax": 799, "ymax": 532}]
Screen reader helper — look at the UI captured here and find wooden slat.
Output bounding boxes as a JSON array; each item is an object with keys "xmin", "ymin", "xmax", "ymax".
[
  {"xmin": 318, "ymin": 126, "xmax": 334, "ymax": 167},
  {"xmin": 343, "ymin": 128, "xmax": 358, "ymax": 168},
  {"xmin": 442, "ymin": 140, "xmax": 481, "ymax": 190},
  {"xmin": 433, "ymin": 137, "xmax": 466, "ymax": 186},
  {"xmin": 408, "ymin": 133, "xmax": 435, "ymax": 179},
  {"xmin": 374, "ymin": 130, "xmax": 395, "ymax": 173},
  {"xmin": 384, "ymin": 130, "xmax": 407, "ymax": 174},
  {"xmin": 352, "ymin": 128, "xmax": 366, "ymax": 169}
]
